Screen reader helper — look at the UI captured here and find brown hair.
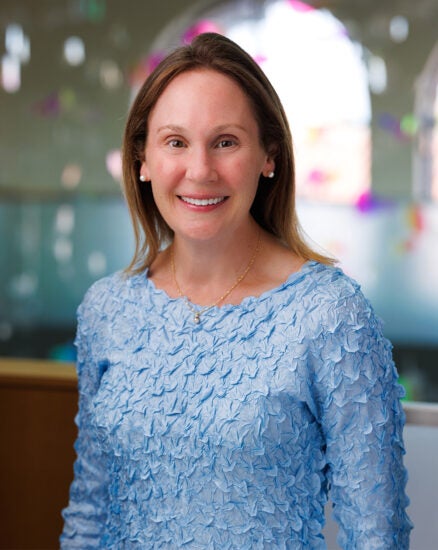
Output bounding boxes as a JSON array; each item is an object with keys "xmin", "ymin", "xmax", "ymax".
[{"xmin": 122, "ymin": 32, "xmax": 334, "ymax": 273}]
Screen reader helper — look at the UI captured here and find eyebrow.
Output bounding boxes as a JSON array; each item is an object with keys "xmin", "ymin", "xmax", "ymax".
[{"xmin": 156, "ymin": 124, "xmax": 249, "ymax": 134}]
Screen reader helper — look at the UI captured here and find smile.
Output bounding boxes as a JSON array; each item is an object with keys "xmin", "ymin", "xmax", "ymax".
[{"xmin": 179, "ymin": 196, "xmax": 227, "ymax": 206}]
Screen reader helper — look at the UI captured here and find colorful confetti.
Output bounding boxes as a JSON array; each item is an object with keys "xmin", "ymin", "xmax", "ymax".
[
  {"xmin": 400, "ymin": 114, "xmax": 419, "ymax": 137},
  {"xmin": 406, "ymin": 203, "xmax": 425, "ymax": 233},
  {"xmin": 306, "ymin": 169, "xmax": 332, "ymax": 186},
  {"xmin": 378, "ymin": 112, "xmax": 419, "ymax": 141},
  {"xmin": 396, "ymin": 204, "xmax": 426, "ymax": 253},
  {"xmin": 182, "ymin": 20, "xmax": 223, "ymax": 44},
  {"xmin": 253, "ymin": 54, "xmax": 268, "ymax": 65},
  {"xmin": 32, "ymin": 88, "xmax": 76, "ymax": 118},
  {"xmin": 287, "ymin": 0, "xmax": 315, "ymax": 13},
  {"xmin": 355, "ymin": 191, "xmax": 393, "ymax": 213},
  {"xmin": 78, "ymin": 0, "xmax": 106, "ymax": 23},
  {"xmin": 129, "ymin": 52, "xmax": 165, "ymax": 89}
]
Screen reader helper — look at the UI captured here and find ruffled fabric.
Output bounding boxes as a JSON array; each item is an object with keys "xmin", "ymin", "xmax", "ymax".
[{"xmin": 60, "ymin": 262, "xmax": 412, "ymax": 549}]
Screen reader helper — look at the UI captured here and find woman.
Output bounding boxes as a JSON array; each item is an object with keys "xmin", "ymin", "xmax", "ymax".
[{"xmin": 61, "ymin": 33, "xmax": 412, "ymax": 548}]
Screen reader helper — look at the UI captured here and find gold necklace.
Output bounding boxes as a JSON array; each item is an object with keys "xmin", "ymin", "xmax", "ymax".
[{"xmin": 170, "ymin": 231, "xmax": 261, "ymax": 324}]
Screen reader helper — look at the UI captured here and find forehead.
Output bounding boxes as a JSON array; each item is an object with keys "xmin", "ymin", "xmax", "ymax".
[
  {"xmin": 163, "ymin": 67, "xmax": 244, "ymax": 95},
  {"xmin": 149, "ymin": 68, "xmax": 255, "ymax": 121}
]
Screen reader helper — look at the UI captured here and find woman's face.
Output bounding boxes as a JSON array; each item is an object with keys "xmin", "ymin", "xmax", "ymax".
[{"xmin": 140, "ymin": 68, "xmax": 275, "ymax": 245}]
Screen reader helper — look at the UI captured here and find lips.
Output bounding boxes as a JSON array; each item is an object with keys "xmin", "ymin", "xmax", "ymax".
[{"xmin": 179, "ymin": 196, "xmax": 227, "ymax": 206}]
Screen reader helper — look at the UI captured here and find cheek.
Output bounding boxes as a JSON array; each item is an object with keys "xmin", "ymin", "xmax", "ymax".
[
  {"xmin": 150, "ymin": 182, "xmax": 171, "ymax": 203},
  {"xmin": 150, "ymin": 159, "xmax": 182, "ymax": 185},
  {"xmin": 232, "ymin": 158, "xmax": 262, "ymax": 190},
  {"xmin": 150, "ymin": 172, "xmax": 180, "ymax": 207},
  {"xmin": 143, "ymin": 148, "xmax": 174, "ymax": 178}
]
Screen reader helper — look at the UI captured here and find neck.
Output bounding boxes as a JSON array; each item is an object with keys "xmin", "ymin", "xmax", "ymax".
[{"xmin": 169, "ymin": 225, "xmax": 261, "ymax": 306}]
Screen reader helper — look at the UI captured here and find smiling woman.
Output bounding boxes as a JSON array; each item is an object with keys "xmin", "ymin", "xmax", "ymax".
[
  {"xmin": 122, "ymin": 33, "xmax": 331, "ymax": 279},
  {"xmin": 60, "ymin": 33, "xmax": 412, "ymax": 548}
]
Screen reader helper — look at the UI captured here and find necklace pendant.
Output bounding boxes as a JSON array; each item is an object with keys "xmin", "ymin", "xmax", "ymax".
[{"xmin": 194, "ymin": 312, "xmax": 201, "ymax": 324}]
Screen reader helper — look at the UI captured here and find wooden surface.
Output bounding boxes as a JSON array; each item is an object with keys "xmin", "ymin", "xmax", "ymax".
[
  {"xmin": 0, "ymin": 357, "xmax": 76, "ymax": 387},
  {"xmin": 0, "ymin": 358, "xmax": 78, "ymax": 549}
]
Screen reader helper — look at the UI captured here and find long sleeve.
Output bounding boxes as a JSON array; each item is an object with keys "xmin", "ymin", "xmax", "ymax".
[
  {"xmin": 60, "ymin": 298, "xmax": 110, "ymax": 548},
  {"xmin": 309, "ymin": 286, "xmax": 413, "ymax": 549}
]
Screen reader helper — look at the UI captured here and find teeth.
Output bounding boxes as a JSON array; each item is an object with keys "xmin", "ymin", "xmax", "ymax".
[{"xmin": 181, "ymin": 196, "xmax": 225, "ymax": 206}]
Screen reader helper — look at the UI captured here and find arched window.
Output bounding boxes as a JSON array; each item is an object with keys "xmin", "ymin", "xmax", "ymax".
[
  {"xmin": 138, "ymin": 0, "xmax": 372, "ymax": 204},
  {"xmin": 414, "ymin": 41, "xmax": 438, "ymax": 202}
]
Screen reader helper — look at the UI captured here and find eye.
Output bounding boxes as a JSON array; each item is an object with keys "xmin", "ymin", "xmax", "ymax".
[
  {"xmin": 167, "ymin": 139, "xmax": 185, "ymax": 148},
  {"xmin": 216, "ymin": 138, "xmax": 236, "ymax": 149}
]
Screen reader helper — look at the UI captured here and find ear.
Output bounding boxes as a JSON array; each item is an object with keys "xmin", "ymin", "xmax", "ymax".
[
  {"xmin": 261, "ymin": 143, "xmax": 277, "ymax": 177},
  {"xmin": 140, "ymin": 160, "xmax": 151, "ymax": 182},
  {"xmin": 262, "ymin": 155, "xmax": 276, "ymax": 178}
]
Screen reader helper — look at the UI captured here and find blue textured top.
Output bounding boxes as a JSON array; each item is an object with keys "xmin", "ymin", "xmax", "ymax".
[{"xmin": 61, "ymin": 261, "xmax": 412, "ymax": 549}]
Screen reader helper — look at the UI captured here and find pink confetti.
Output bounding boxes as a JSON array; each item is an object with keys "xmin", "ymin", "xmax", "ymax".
[
  {"xmin": 355, "ymin": 191, "xmax": 393, "ymax": 214},
  {"xmin": 307, "ymin": 169, "xmax": 329, "ymax": 185},
  {"xmin": 182, "ymin": 20, "xmax": 223, "ymax": 44},
  {"xmin": 129, "ymin": 52, "xmax": 165, "ymax": 87},
  {"xmin": 253, "ymin": 54, "xmax": 268, "ymax": 65},
  {"xmin": 287, "ymin": 0, "xmax": 315, "ymax": 13},
  {"xmin": 355, "ymin": 191, "xmax": 376, "ymax": 213},
  {"xmin": 146, "ymin": 52, "xmax": 166, "ymax": 73}
]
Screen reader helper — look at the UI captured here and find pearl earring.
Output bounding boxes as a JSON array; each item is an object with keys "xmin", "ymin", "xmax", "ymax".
[
  {"xmin": 267, "ymin": 171, "xmax": 275, "ymax": 179},
  {"xmin": 139, "ymin": 175, "xmax": 146, "ymax": 182}
]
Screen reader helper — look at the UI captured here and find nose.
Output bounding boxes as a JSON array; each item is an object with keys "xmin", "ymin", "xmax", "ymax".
[{"xmin": 186, "ymin": 146, "xmax": 217, "ymax": 183}]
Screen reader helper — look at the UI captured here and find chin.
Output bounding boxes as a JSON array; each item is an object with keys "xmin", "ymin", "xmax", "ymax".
[{"xmin": 174, "ymin": 223, "xmax": 231, "ymax": 244}]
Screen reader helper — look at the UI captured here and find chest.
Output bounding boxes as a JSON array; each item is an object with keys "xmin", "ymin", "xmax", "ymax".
[{"xmin": 90, "ymin": 323, "xmax": 316, "ymax": 460}]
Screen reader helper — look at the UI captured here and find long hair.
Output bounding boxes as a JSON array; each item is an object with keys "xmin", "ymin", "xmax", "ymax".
[{"xmin": 122, "ymin": 32, "xmax": 334, "ymax": 273}]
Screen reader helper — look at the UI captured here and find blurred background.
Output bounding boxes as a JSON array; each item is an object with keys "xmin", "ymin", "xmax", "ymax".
[
  {"xmin": 1, "ymin": 2, "xmax": 437, "ymax": 548},
  {"xmin": 1, "ymin": 0, "xmax": 437, "ymax": 401}
]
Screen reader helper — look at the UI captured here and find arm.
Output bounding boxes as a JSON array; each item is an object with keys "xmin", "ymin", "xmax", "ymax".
[
  {"xmin": 60, "ymin": 299, "xmax": 110, "ymax": 548},
  {"xmin": 310, "ymin": 287, "xmax": 412, "ymax": 549}
]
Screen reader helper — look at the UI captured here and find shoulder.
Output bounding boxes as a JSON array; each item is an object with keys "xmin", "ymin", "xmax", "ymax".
[
  {"xmin": 74, "ymin": 270, "xmax": 149, "ymax": 365},
  {"xmin": 297, "ymin": 262, "xmax": 380, "ymax": 334},
  {"xmin": 78, "ymin": 270, "xmax": 147, "ymax": 324},
  {"xmin": 304, "ymin": 262, "xmax": 366, "ymax": 303},
  {"xmin": 304, "ymin": 261, "xmax": 360, "ymax": 295},
  {"xmin": 79, "ymin": 270, "xmax": 124, "ymax": 309}
]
